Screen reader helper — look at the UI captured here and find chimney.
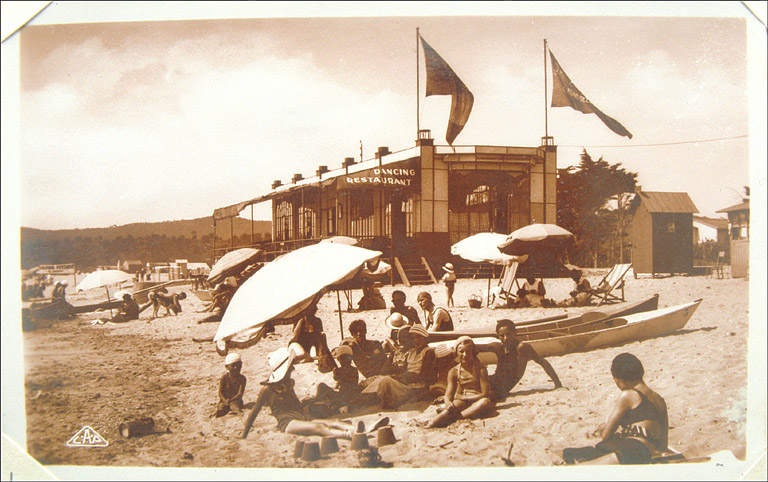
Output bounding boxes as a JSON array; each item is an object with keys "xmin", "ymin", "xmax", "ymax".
[
  {"xmin": 316, "ymin": 165, "xmax": 329, "ymax": 178},
  {"xmin": 271, "ymin": 180, "xmax": 282, "ymax": 190},
  {"xmin": 292, "ymin": 173, "xmax": 303, "ymax": 183},
  {"xmin": 376, "ymin": 146, "xmax": 390, "ymax": 166},
  {"xmin": 343, "ymin": 157, "xmax": 356, "ymax": 174}
]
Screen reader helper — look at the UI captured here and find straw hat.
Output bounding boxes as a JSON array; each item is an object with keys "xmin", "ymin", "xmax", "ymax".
[
  {"xmin": 267, "ymin": 347, "xmax": 295, "ymax": 384},
  {"xmin": 385, "ymin": 313, "xmax": 408, "ymax": 330},
  {"xmin": 224, "ymin": 353, "xmax": 241, "ymax": 366},
  {"xmin": 332, "ymin": 345, "xmax": 353, "ymax": 359},
  {"xmin": 442, "ymin": 263, "xmax": 455, "ymax": 274},
  {"xmin": 409, "ymin": 324, "xmax": 429, "ymax": 339}
]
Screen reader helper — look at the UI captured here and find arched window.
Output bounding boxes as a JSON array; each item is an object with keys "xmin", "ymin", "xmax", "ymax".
[{"xmin": 276, "ymin": 201, "xmax": 292, "ymax": 241}]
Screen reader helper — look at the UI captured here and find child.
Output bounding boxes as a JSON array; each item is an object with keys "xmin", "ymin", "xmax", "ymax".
[
  {"xmin": 563, "ymin": 353, "xmax": 669, "ymax": 465},
  {"xmin": 306, "ymin": 345, "xmax": 364, "ymax": 417},
  {"xmin": 242, "ymin": 347, "xmax": 387, "ymax": 439},
  {"xmin": 441, "ymin": 263, "xmax": 457, "ymax": 308},
  {"xmin": 215, "ymin": 353, "xmax": 247, "ymax": 417},
  {"xmin": 427, "ymin": 337, "xmax": 494, "ymax": 428}
]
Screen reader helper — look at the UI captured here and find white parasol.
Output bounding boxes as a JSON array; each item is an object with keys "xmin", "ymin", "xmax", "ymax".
[{"xmin": 75, "ymin": 269, "xmax": 134, "ymax": 319}]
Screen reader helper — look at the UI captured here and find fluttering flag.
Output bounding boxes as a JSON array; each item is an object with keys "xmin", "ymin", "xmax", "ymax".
[
  {"xmin": 549, "ymin": 50, "xmax": 633, "ymax": 139},
  {"xmin": 420, "ymin": 36, "xmax": 474, "ymax": 145}
]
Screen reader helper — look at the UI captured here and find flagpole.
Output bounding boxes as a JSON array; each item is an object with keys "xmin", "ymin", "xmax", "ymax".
[
  {"xmin": 544, "ymin": 38, "xmax": 548, "ymax": 139},
  {"xmin": 416, "ymin": 27, "xmax": 420, "ymax": 138}
]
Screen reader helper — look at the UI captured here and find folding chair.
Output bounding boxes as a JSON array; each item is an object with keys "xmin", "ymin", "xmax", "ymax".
[
  {"xmin": 489, "ymin": 260, "xmax": 520, "ymax": 306},
  {"xmin": 588, "ymin": 263, "xmax": 632, "ymax": 306},
  {"xmin": 715, "ymin": 251, "xmax": 726, "ymax": 279}
]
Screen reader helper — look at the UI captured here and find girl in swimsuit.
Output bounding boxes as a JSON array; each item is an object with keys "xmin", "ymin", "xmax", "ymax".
[
  {"xmin": 427, "ymin": 336, "xmax": 494, "ymax": 428},
  {"xmin": 563, "ymin": 352, "xmax": 669, "ymax": 464}
]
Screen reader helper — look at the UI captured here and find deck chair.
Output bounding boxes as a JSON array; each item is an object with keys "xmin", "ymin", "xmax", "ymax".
[
  {"xmin": 588, "ymin": 263, "xmax": 632, "ymax": 306},
  {"xmin": 489, "ymin": 261, "xmax": 520, "ymax": 306}
]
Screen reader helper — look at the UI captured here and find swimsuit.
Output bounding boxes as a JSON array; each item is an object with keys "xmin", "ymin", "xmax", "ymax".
[
  {"xmin": 597, "ymin": 389, "xmax": 666, "ymax": 464},
  {"xmin": 268, "ymin": 381, "xmax": 307, "ymax": 432},
  {"xmin": 456, "ymin": 363, "xmax": 483, "ymax": 396}
]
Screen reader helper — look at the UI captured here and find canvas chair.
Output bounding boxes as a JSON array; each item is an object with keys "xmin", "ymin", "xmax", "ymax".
[
  {"xmin": 715, "ymin": 251, "xmax": 726, "ymax": 279},
  {"xmin": 491, "ymin": 260, "xmax": 520, "ymax": 306},
  {"xmin": 588, "ymin": 263, "xmax": 632, "ymax": 306}
]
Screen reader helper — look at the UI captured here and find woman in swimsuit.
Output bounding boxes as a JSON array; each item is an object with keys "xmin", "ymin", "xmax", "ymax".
[
  {"xmin": 427, "ymin": 336, "xmax": 494, "ymax": 428},
  {"xmin": 563, "ymin": 352, "xmax": 669, "ymax": 465}
]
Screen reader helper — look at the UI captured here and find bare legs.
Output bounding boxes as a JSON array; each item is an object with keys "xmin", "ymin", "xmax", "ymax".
[
  {"xmin": 284, "ymin": 419, "xmax": 356, "ymax": 439},
  {"xmin": 427, "ymin": 398, "xmax": 494, "ymax": 428}
]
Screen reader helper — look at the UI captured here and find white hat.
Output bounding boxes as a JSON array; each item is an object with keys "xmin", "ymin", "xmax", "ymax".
[
  {"xmin": 385, "ymin": 312, "xmax": 409, "ymax": 330},
  {"xmin": 267, "ymin": 347, "xmax": 294, "ymax": 384},
  {"xmin": 442, "ymin": 263, "xmax": 455, "ymax": 273},
  {"xmin": 224, "ymin": 353, "xmax": 241, "ymax": 366}
]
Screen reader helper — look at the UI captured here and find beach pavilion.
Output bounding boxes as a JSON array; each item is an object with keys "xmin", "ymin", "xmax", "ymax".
[{"xmin": 212, "ymin": 131, "xmax": 558, "ymax": 285}]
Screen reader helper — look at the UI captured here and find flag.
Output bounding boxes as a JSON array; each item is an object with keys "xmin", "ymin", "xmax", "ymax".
[
  {"xmin": 420, "ymin": 36, "xmax": 474, "ymax": 145},
  {"xmin": 549, "ymin": 50, "xmax": 633, "ymax": 139}
]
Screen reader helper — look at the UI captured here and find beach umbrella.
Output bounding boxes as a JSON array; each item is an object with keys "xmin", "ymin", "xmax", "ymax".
[
  {"xmin": 451, "ymin": 232, "xmax": 523, "ymax": 265},
  {"xmin": 498, "ymin": 223, "xmax": 574, "ymax": 256},
  {"xmin": 75, "ymin": 269, "xmax": 133, "ymax": 319},
  {"xmin": 319, "ymin": 235, "xmax": 358, "ymax": 246},
  {"xmin": 214, "ymin": 242, "xmax": 382, "ymax": 354},
  {"xmin": 207, "ymin": 248, "xmax": 262, "ymax": 285}
]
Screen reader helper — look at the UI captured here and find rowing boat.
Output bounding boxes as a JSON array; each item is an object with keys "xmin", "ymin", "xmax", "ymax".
[
  {"xmin": 430, "ymin": 299, "xmax": 702, "ymax": 362},
  {"xmin": 426, "ymin": 294, "xmax": 660, "ymax": 343}
]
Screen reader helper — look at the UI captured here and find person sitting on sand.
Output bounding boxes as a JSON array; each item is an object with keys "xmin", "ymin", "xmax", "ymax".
[
  {"xmin": 516, "ymin": 277, "xmax": 546, "ymax": 308},
  {"xmin": 357, "ymin": 282, "xmax": 387, "ymax": 311},
  {"xmin": 361, "ymin": 324, "xmax": 437, "ymax": 409},
  {"xmin": 563, "ymin": 353, "xmax": 669, "ymax": 465},
  {"xmin": 215, "ymin": 353, "xmax": 247, "ymax": 417},
  {"xmin": 51, "ymin": 281, "xmax": 68, "ymax": 300},
  {"xmin": 559, "ymin": 271, "xmax": 593, "ymax": 307},
  {"xmin": 341, "ymin": 319, "xmax": 387, "ymax": 378},
  {"xmin": 417, "ymin": 292, "xmax": 454, "ymax": 332},
  {"xmin": 390, "ymin": 290, "xmax": 422, "ymax": 326},
  {"xmin": 487, "ymin": 319, "xmax": 562, "ymax": 400},
  {"xmin": 290, "ymin": 304, "xmax": 327, "ymax": 362},
  {"xmin": 305, "ymin": 345, "xmax": 378, "ymax": 417},
  {"xmin": 427, "ymin": 337, "xmax": 494, "ymax": 428},
  {"xmin": 106, "ymin": 293, "xmax": 140, "ymax": 323},
  {"xmin": 241, "ymin": 347, "xmax": 388, "ymax": 439}
]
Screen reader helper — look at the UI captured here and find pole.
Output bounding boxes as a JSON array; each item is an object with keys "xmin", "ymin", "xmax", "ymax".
[
  {"xmin": 544, "ymin": 39, "xmax": 548, "ymax": 138},
  {"xmin": 250, "ymin": 204, "xmax": 254, "ymax": 246},
  {"xmin": 416, "ymin": 27, "xmax": 420, "ymax": 138},
  {"xmin": 336, "ymin": 290, "xmax": 344, "ymax": 339}
]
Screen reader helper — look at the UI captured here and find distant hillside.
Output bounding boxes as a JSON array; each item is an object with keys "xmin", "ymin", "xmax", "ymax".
[{"xmin": 20, "ymin": 217, "xmax": 272, "ymax": 270}]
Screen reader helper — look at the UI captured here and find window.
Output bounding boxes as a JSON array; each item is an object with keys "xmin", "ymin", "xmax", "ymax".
[
  {"xmin": 275, "ymin": 201, "xmax": 293, "ymax": 241},
  {"xmin": 327, "ymin": 207, "xmax": 336, "ymax": 236},
  {"xmin": 667, "ymin": 222, "xmax": 676, "ymax": 233}
]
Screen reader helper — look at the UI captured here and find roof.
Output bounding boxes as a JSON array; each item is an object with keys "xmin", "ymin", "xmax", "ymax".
[
  {"xmin": 630, "ymin": 191, "xmax": 698, "ymax": 214},
  {"xmin": 693, "ymin": 215, "xmax": 729, "ymax": 230},
  {"xmin": 716, "ymin": 200, "xmax": 749, "ymax": 213}
]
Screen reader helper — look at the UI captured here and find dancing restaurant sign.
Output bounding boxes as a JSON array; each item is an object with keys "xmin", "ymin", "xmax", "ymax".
[{"xmin": 337, "ymin": 158, "xmax": 420, "ymax": 192}]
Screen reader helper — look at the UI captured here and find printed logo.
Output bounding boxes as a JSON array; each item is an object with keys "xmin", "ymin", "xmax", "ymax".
[{"xmin": 66, "ymin": 426, "xmax": 108, "ymax": 447}]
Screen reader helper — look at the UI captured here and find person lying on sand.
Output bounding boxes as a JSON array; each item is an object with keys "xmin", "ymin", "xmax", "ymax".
[
  {"xmin": 427, "ymin": 337, "xmax": 494, "ymax": 428},
  {"xmin": 215, "ymin": 353, "xmax": 246, "ymax": 417},
  {"xmin": 487, "ymin": 319, "xmax": 562, "ymax": 400},
  {"xmin": 390, "ymin": 290, "xmax": 422, "ymax": 326},
  {"xmin": 417, "ymin": 291, "xmax": 454, "ymax": 332},
  {"xmin": 341, "ymin": 319, "xmax": 388, "ymax": 378},
  {"xmin": 563, "ymin": 352, "xmax": 669, "ymax": 465},
  {"xmin": 361, "ymin": 324, "xmax": 437, "ymax": 409},
  {"xmin": 241, "ymin": 347, "xmax": 388, "ymax": 439}
]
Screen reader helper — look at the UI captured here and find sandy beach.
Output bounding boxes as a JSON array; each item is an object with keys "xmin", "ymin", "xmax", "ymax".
[{"xmin": 21, "ymin": 270, "xmax": 752, "ymax": 472}]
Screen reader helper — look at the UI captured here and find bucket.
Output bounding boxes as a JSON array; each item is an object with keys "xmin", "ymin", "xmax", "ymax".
[
  {"xmin": 301, "ymin": 441, "xmax": 321, "ymax": 461},
  {"xmin": 320, "ymin": 436, "xmax": 339, "ymax": 455},
  {"xmin": 350, "ymin": 433, "xmax": 370, "ymax": 450},
  {"xmin": 293, "ymin": 440, "xmax": 305, "ymax": 458},
  {"xmin": 376, "ymin": 426, "xmax": 397, "ymax": 446},
  {"xmin": 119, "ymin": 417, "xmax": 155, "ymax": 438}
]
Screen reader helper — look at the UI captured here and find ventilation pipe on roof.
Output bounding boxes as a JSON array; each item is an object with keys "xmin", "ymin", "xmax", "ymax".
[
  {"xmin": 292, "ymin": 173, "xmax": 303, "ymax": 183},
  {"xmin": 343, "ymin": 157, "xmax": 356, "ymax": 174},
  {"xmin": 272, "ymin": 180, "xmax": 282, "ymax": 189},
  {"xmin": 316, "ymin": 165, "xmax": 329, "ymax": 178},
  {"xmin": 375, "ymin": 146, "xmax": 391, "ymax": 166}
]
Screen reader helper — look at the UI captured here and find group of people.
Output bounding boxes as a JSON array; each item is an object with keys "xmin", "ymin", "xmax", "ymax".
[{"xmin": 219, "ymin": 286, "xmax": 669, "ymax": 466}]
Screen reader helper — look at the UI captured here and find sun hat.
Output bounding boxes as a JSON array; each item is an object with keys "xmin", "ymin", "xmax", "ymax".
[
  {"xmin": 385, "ymin": 312, "xmax": 408, "ymax": 330},
  {"xmin": 409, "ymin": 324, "xmax": 429, "ymax": 339},
  {"xmin": 442, "ymin": 263, "xmax": 455, "ymax": 273},
  {"xmin": 433, "ymin": 343, "xmax": 454, "ymax": 359},
  {"xmin": 333, "ymin": 345, "xmax": 353, "ymax": 359},
  {"xmin": 224, "ymin": 353, "xmax": 241, "ymax": 366},
  {"xmin": 267, "ymin": 347, "xmax": 295, "ymax": 384}
]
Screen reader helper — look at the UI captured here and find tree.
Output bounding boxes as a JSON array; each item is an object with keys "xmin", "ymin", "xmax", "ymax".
[{"xmin": 557, "ymin": 150, "xmax": 638, "ymax": 268}]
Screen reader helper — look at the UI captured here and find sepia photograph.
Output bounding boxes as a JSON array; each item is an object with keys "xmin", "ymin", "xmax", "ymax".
[{"xmin": 2, "ymin": 2, "xmax": 766, "ymax": 480}]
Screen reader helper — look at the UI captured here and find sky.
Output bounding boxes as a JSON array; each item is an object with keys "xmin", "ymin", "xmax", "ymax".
[{"xmin": 4, "ymin": 2, "xmax": 766, "ymax": 230}]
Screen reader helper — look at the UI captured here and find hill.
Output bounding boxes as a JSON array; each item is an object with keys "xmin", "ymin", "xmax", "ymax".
[{"xmin": 20, "ymin": 217, "xmax": 271, "ymax": 270}]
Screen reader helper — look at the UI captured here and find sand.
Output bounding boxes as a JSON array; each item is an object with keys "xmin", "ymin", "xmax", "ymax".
[{"xmin": 21, "ymin": 271, "xmax": 752, "ymax": 472}]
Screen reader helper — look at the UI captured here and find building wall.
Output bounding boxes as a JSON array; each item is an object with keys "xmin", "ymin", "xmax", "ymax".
[
  {"xmin": 631, "ymin": 204, "xmax": 654, "ymax": 274},
  {"xmin": 651, "ymin": 212, "xmax": 694, "ymax": 274}
]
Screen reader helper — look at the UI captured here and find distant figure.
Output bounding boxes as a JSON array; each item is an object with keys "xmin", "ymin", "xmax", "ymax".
[
  {"xmin": 51, "ymin": 281, "xmax": 68, "ymax": 300},
  {"xmin": 215, "ymin": 353, "xmax": 247, "ymax": 417},
  {"xmin": 440, "ymin": 263, "xmax": 457, "ymax": 308},
  {"xmin": 563, "ymin": 353, "xmax": 669, "ymax": 465},
  {"xmin": 487, "ymin": 319, "xmax": 562, "ymax": 401},
  {"xmin": 109, "ymin": 293, "xmax": 140, "ymax": 323},
  {"xmin": 417, "ymin": 291, "xmax": 454, "ymax": 332},
  {"xmin": 427, "ymin": 337, "xmax": 494, "ymax": 428},
  {"xmin": 390, "ymin": 290, "xmax": 422, "ymax": 325},
  {"xmin": 357, "ymin": 282, "xmax": 387, "ymax": 311},
  {"xmin": 560, "ymin": 271, "xmax": 593, "ymax": 307},
  {"xmin": 517, "ymin": 277, "xmax": 546, "ymax": 307}
]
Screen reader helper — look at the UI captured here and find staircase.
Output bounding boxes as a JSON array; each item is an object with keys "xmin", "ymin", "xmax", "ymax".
[
  {"xmin": 456, "ymin": 262, "xmax": 503, "ymax": 280},
  {"xmin": 393, "ymin": 257, "xmax": 437, "ymax": 287}
]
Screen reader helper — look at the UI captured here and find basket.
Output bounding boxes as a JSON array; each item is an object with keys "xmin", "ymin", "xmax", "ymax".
[{"xmin": 468, "ymin": 297, "xmax": 482, "ymax": 309}]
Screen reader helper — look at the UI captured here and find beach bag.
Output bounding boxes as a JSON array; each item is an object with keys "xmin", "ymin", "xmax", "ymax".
[
  {"xmin": 468, "ymin": 294, "xmax": 482, "ymax": 309},
  {"xmin": 316, "ymin": 334, "xmax": 338, "ymax": 374}
]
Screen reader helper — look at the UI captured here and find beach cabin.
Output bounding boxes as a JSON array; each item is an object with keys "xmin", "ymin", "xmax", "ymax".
[
  {"xmin": 629, "ymin": 190, "xmax": 698, "ymax": 277},
  {"xmin": 212, "ymin": 132, "xmax": 558, "ymax": 283},
  {"xmin": 716, "ymin": 199, "xmax": 749, "ymax": 278}
]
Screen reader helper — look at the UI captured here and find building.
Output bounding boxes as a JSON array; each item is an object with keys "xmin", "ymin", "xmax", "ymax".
[
  {"xmin": 716, "ymin": 199, "xmax": 750, "ymax": 278},
  {"xmin": 212, "ymin": 132, "xmax": 557, "ymax": 280},
  {"xmin": 692, "ymin": 215, "xmax": 729, "ymax": 244},
  {"xmin": 628, "ymin": 190, "xmax": 698, "ymax": 277}
]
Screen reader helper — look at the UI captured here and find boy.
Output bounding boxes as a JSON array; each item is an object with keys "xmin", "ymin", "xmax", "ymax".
[
  {"xmin": 441, "ymin": 263, "xmax": 457, "ymax": 308},
  {"xmin": 215, "ymin": 353, "xmax": 247, "ymax": 417}
]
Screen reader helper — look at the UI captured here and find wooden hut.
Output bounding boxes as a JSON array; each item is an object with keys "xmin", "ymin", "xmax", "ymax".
[
  {"xmin": 629, "ymin": 190, "xmax": 698, "ymax": 277},
  {"xmin": 716, "ymin": 199, "xmax": 750, "ymax": 278}
]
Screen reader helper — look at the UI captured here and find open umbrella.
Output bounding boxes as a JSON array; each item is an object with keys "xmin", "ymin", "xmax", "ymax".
[
  {"xmin": 319, "ymin": 235, "xmax": 358, "ymax": 246},
  {"xmin": 75, "ymin": 269, "xmax": 134, "ymax": 319},
  {"xmin": 214, "ymin": 242, "xmax": 382, "ymax": 354},
  {"xmin": 497, "ymin": 223, "xmax": 574, "ymax": 256},
  {"xmin": 207, "ymin": 248, "xmax": 262, "ymax": 286}
]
